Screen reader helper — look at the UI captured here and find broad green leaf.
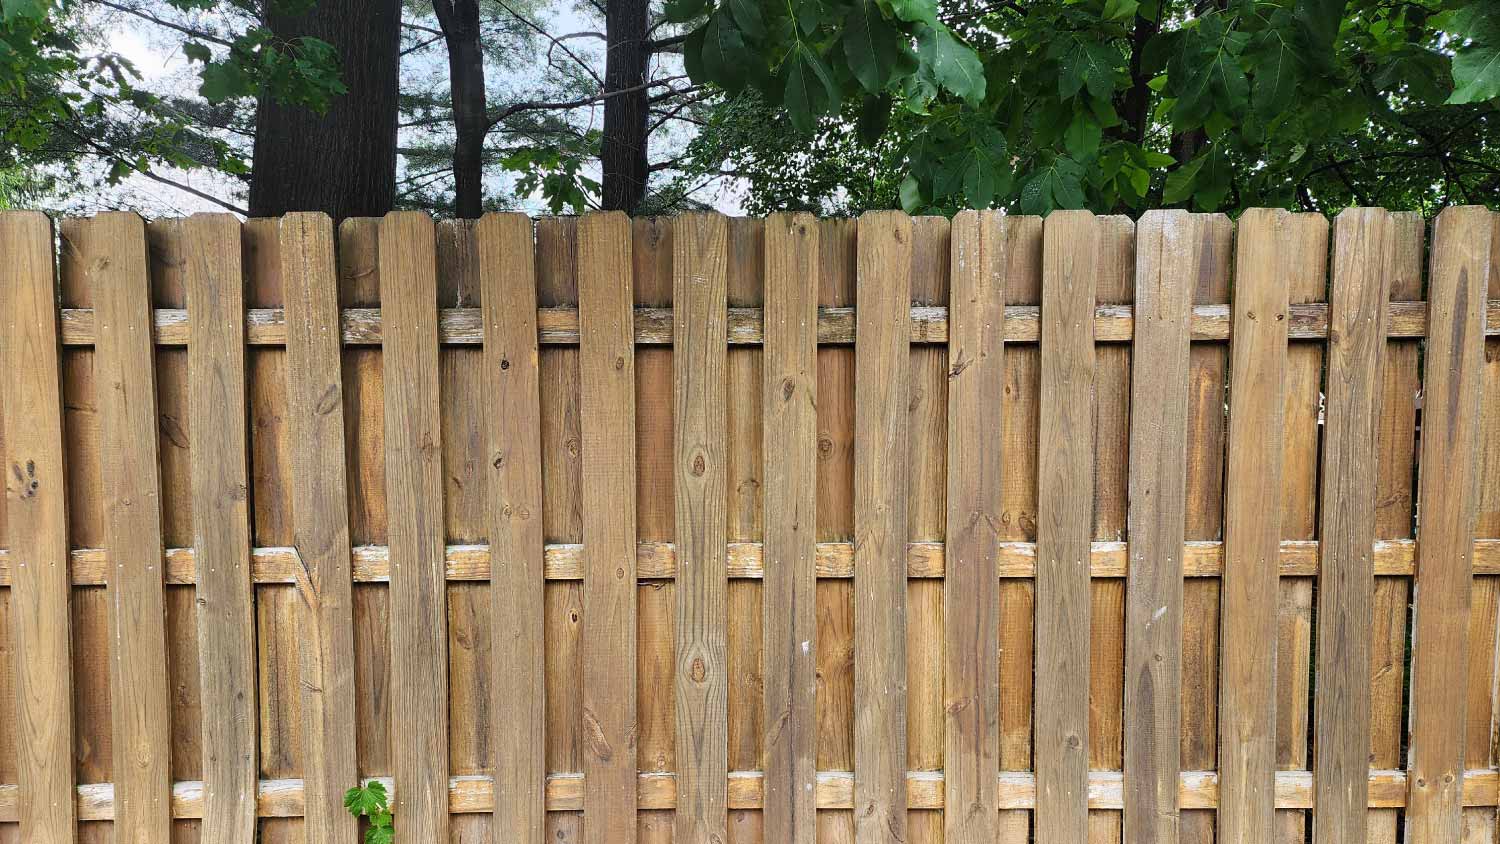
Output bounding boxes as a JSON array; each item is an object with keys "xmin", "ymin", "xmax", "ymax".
[
  {"xmin": 1249, "ymin": 28, "xmax": 1300, "ymax": 118},
  {"xmin": 700, "ymin": 13, "xmax": 751, "ymax": 90},
  {"xmin": 899, "ymin": 175, "xmax": 923, "ymax": 212},
  {"xmin": 664, "ymin": 0, "xmax": 707, "ymax": 24},
  {"xmin": 918, "ymin": 24, "xmax": 985, "ymax": 104},
  {"xmin": 198, "ymin": 61, "xmax": 252, "ymax": 102},
  {"xmin": 1064, "ymin": 112, "xmax": 1101, "ymax": 159},
  {"xmin": 855, "ymin": 93, "xmax": 892, "ymax": 144},
  {"xmin": 1103, "ymin": 0, "xmax": 1139, "ymax": 21},
  {"xmin": 1449, "ymin": 41, "xmax": 1500, "ymax": 104},
  {"xmin": 843, "ymin": 0, "xmax": 901, "ymax": 93},
  {"xmin": 1295, "ymin": 0, "xmax": 1344, "ymax": 50},
  {"xmin": 887, "ymin": 0, "xmax": 938, "ymax": 26},
  {"xmin": 963, "ymin": 156, "xmax": 996, "ymax": 208},
  {"xmin": 727, "ymin": 0, "xmax": 766, "ymax": 39},
  {"xmin": 783, "ymin": 44, "xmax": 839, "ymax": 133},
  {"xmin": 344, "ymin": 781, "xmax": 388, "ymax": 818},
  {"xmin": 1162, "ymin": 154, "xmax": 1202, "ymax": 204},
  {"xmin": 683, "ymin": 25, "xmax": 707, "ymax": 81},
  {"xmin": 1, "ymin": 0, "xmax": 48, "ymax": 21}
]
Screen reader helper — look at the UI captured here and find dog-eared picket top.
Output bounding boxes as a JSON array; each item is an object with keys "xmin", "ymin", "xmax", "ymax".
[{"xmin": 0, "ymin": 207, "xmax": 1497, "ymax": 844}]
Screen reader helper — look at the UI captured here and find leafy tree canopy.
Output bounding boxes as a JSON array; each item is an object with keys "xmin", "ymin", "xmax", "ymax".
[
  {"xmin": 672, "ymin": 0, "xmax": 1500, "ymax": 214},
  {"xmin": 0, "ymin": 0, "xmax": 343, "ymax": 209}
]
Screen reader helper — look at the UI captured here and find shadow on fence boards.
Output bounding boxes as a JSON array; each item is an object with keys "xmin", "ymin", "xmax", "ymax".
[{"xmin": 0, "ymin": 206, "xmax": 1496, "ymax": 844}]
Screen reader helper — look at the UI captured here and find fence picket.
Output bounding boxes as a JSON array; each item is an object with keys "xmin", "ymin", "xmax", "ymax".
[
  {"xmin": 1404, "ymin": 207, "xmax": 1493, "ymax": 844},
  {"xmin": 1122, "ymin": 210, "xmax": 1205, "ymax": 844},
  {"xmin": 672, "ymin": 212, "xmax": 731, "ymax": 841},
  {"xmin": 997, "ymin": 215, "xmax": 1043, "ymax": 844},
  {"xmin": 378, "ymin": 211, "xmax": 451, "ymax": 843},
  {"xmin": 0, "ymin": 212, "xmax": 75, "ymax": 844},
  {"xmin": 279, "ymin": 211, "xmax": 360, "ymax": 844},
  {"xmin": 943, "ymin": 209, "xmax": 1005, "ymax": 844},
  {"xmin": 854, "ymin": 211, "xmax": 913, "ymax": 844},
  {"xmin": 578, "ymin": 211, "xmax": 639, "ymax": 844},
  {"xmin": 183, "ymin": 213, "xmax": 258, "ymax": 844},
  {"xmin": 1035, "ymin": 210, "xmax": 1097, "ymax": 843},
  {"xmin": 761, "ymin": 212, "xmax": 819, "ymax": 844},
  {"xmin": 1312, "ymin": 208, "xmax": 1395, "ymax": 844},
  {"xmin": 75, "ymin": 213, "xmax": 174, "ymax": 844},
  {"xmin": 480, "ymin": 212, "xmax": 547, "ymax": 843},
  {"xmin": 1219, "ymin": 208, "xmax": 1295, "ymax": 844},
  {"xmin": 1367, "ymin": 212, "xmax": 1426, "ymax": 844}
]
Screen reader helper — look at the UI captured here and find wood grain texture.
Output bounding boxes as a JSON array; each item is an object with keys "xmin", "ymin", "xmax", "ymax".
[
  {"xmin": 1218, "ymin": 208, "xmax": 1293, "ymax": 844},
  {"xmin": 577, "ymin": 212, "xmax": 639, "ymax": 844},
  {"xmin": 1312, "ymin": 208, "xmax": 1395, "ymax": 844},
  {"xmin": 943, "ymin": 210, "xmax": 1005, "ymax": 844},
  {"xmin": 853, "ymin": 211, "xmax": 912, "ymax": 844},
  {"xmin": 1122, "ymin": 211, "xmax": 1213, "ymax": 844},
  {"xmin": 0, "ymin": 212, "xmax": 76, "ymax": 844},
  {"xmin": 56, "ymin": 299, "xmax": 1500, "ymax": 348},
  {"xmin": 376, "ymin": 211, "xmax": 451, "ymax": 844},
  {"xmin": 1404, "ymin": 207, "xmax": 1492, "ymax": 844},
  {"xmin": 762, "ymin": 213, "xmax": 819, "ymax": 844},
  {"xmin": 278, "ymin": 211, "xmax": 359, "ymax": 843},
  {"xmin": 672, "ymin": 212, "xmax": 731, "ymax": 842},
  {"xmin": 75, "ymin": 212, "xmax": 173, "ymax": 844},
  {"xmin": 182, "ymin": 214, "xmax": 257, "ymax": 844},
  {"xmin": 480, "ymin": 213, "xmax": 547, "ymax": 843},
  {"xmin": 1036, "ymin": 210, "xmax": 1097, "ymax": 844},
  {"xmin": 1368, "ymin": 212, "xmax": 1424, "ymax": 844}
]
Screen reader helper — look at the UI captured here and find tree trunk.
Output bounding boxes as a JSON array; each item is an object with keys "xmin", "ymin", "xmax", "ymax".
[
  {"xmin": 601, "ymin": 0, "xmax": 650, "ymax": 212},
  {"xmin": 248, "ymin": 0, "xmax": 401, "ymax": 220},
  {"xmin": 435, "ymin": 0, "xmax": 487, "ymax": 219}
]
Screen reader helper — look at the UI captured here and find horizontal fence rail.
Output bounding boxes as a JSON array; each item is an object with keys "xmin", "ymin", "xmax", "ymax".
[
  {"xmin": 0, "ymin": 206, "xmax": 1497, "ymax": 844},
  {"xmin": 45, "ymin": 300, "xmax": 1500, "ymax": 346}
]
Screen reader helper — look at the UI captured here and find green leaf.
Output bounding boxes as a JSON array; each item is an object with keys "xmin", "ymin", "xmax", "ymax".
[
  {"xmin": 182, "ymin": 42, "xmax": 212, "ymax": 63},
  {"xmin": 344, "ymin": 781, "xmax": 388, "ymax": 819},
  {"xmin": 1103, "ymin": 0, "xmax": 1139, "ymax": 21},
  {"xmin": 962, "ymin": 156, "xmax": 996, "ymax": 208},
  {"xmin": 727, "ymin": 0, "xmax": 766, "ymax": 39},
  {"xmin": 917, "ymin": 24, "xmax": 985, "ymax": 104},
  {"xmin": 1162, "ymin": 155, "xmax": 1201, "ymax": 204},
  {"xmin": 855, "ymin": 93, "xmax": 892, "ymax": 144},
  {"xmin": 198, "ymin": 60, "xmax": 252, "ymax": 102},
  {"xmin": 843, "ymin": 0, "xmax": 901, "ymax": 93},
  {"xmin": 783, "ymin": 44, "xmax": 839, "ymax": 133},
  {"xmin": 1248, "ymin": 28, "xmax": 1300, "ymax": 119},
  {"xmin": 700, "ymin": 13, "xmax": 751, "ymax": 90},
  {"xmin": 1064, "ymin": 112, "xmax": 1101, "ymax": 159},
  {"xmin": 1294, "ymin": 0, "xmax": 1344, "ymax": 50},
  {"xmin": 366, "ymin": 822, "xmax": 395, "ymax": 844},
  {"xmin": 664, "ymin": 0, "xmax": 707, "ymax": 24},
  {"xmin": 887, "ymin": 0, "xmax": 937, "ymax": 26},
  {"xmin": 683, "ymin": 25, "xmax": 707, "ymax": 81},
  {"xmin": 1059, "ymin": 39, "xmax": 1119, "ymax": 100},
  {"xmin": 1, "ymin": 0, "xmax": 49, "ymax": 21},
  {"xmin": 1449, "ymin": 41, "xmax": 1500, "ymax": 104},
  {"xmin": 899, "ymin": 174, "xmax": 923, "ymax": 212}
]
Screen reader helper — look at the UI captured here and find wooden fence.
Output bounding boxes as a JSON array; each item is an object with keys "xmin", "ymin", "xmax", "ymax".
[{"xmin": 0, "ymin": 206, "xmax": 1497, "ymax": 844}]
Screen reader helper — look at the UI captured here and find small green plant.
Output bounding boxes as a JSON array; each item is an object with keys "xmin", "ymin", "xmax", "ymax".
[{"xmin": 344, "ymin": 780, "xmax": 394, "ymax": 844}]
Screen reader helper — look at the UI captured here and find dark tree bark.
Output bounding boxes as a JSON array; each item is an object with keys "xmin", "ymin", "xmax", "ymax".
[
  {"xmin": 248, "ymin": 0, "xmax": 402, "ymax": 220},
  {"xmin": 434, "ymin": 0, "xmax": 487, "ymax": 219},
  {"xmin": 601, "ymin": 0, "xmax": 651, "ymax": 212}
]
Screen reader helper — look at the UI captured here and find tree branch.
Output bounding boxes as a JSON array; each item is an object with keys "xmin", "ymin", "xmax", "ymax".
[
  {"xmin": 486, "ymin": 75, "xmax": 689, "ymax": 129},
  {"xmin": 92, "ymin": 0, "xmax": 236, "ymax": 48}
]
